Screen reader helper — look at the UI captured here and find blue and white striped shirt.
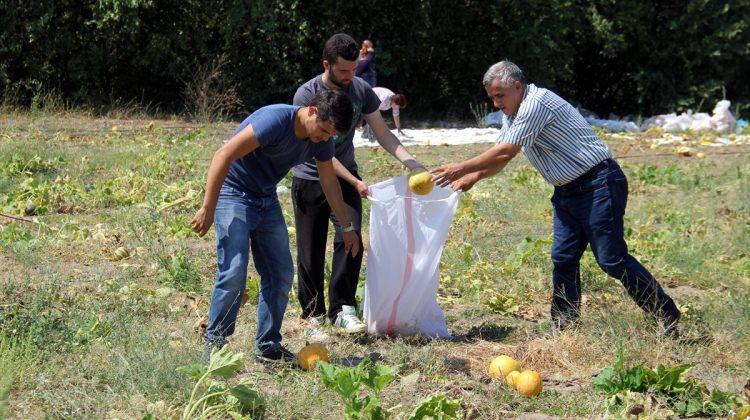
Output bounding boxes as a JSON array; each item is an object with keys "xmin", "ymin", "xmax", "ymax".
[{"xmin": 498, "ymin": 84, "xmax": 612, "ymax": 186}]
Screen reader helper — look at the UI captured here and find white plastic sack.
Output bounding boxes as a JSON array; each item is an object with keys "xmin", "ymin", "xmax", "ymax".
[
  {"xmin": 663, "ymin": 112, "xmax": 694, "ymax": 133},
  {"xmin": 710, "ymin": 100, "xmax": 736, "ymax": 134},
  {"xmin": 585, "ymin": 117, "xmax": 640, "ymax": 133},
  {"xmin": 641, "ymin": 100, "xmax": 736, "ymax": 134},
  {"xmin": 484, "ymin": 110, "xmax": 504, "ymax": 126},
  {"xmin": 689, "ymin": 114, "xmax": 713, "ymax": 132},
  {"xmin": 362, "ymin": 175, "xmax": 460, "ymax": 338}
]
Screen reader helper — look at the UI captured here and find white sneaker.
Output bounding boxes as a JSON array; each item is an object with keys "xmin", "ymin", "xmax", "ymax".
[
  {"xmin": 303, "ymin": 316, "xmax": 330, "ymax": 343},
  {"xmin": 333, "ymin": 305, "xmax": 367, "ymax": 333}
]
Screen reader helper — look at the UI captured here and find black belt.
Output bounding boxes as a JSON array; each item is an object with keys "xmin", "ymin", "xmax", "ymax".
[{"xmin": 557, "ymin": 159, "xmax": 614, "ymax": 191}]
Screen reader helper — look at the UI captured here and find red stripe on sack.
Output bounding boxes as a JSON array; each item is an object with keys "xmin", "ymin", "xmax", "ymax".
[{"xmin": 386, "ymin": 182, "xmax": 415, "ymax": 337}]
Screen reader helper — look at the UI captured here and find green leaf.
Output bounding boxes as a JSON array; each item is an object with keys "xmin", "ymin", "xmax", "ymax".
[
  {"xmin": 654, "ymin": 363, "xmax": 692, "ymax": 393},
  {"xmin": 354, "ymin": 395, "xmax": 389, "ymax": 419},
  {"xmin": 229, "ymin": 383, "xmax": 265, "ymax": 415},
  {"xmin": 369, "ymin": 404, "xmax": 391, "ymax": 420},
  {"xmin": 482, "ymin": 293, "xmax": 519, "ymax": 315},
  {"xmin": 337, "ymin": 370, "xmax": 361, "ymax": 399},
  {"xmin": 363, "ymin": 364, "xmax": 396, "ymax": 394},
  {"xmin": 640, "ymin": 365, "xmax": 659, "ymax": 387},
  {"xmin": 228, "ymin": 411, "xmax": 246, "ymax": 420},
  {"xmin": 408, "ymin": 394, "xmax": 462, "ymax": 419},
  {"xmin": 206, "ymin": 346, "xmax": 245, "ymax": 379},
  {"xmin": 592, "ymin": 367, "xmax": 618, "ymax": 394},
  {"xmin": 613, "ymin": 343, "xmax": 624, "ymax": 373},
  {"xmin": 204, "ymin": 380, "xmax": 229, "ymax": 405},
  {"xmin": 685, "ymin": 395, "xmax": 704, "ymax": 417},
  {"xmin": 673, "ymin": 399, "xmax": 688, "ymax": 416},
  {"xmin": 318, "ymin": 361, "xmax": 339, "ymax": 388},
  {"xmin": 344, "ymin": 397, "xmax": 366, "ymax": 419},
  {"xmin": 621, "ymin": 365, "xmax": 651, "ymax": 392},
  {"xmin": 704, "ymin": 389, "xmax": 742, "ymax": 416},
  {"xmin": 318, "ymin": 359, "xmax": 397, "ymax": 418},
  {"xmin": 319, "ymin": 361, "xmax": 360, "ymax": 399},
  {"xmin": 176, "ymin": 363, "xmax": 208, "ymax": 379}
]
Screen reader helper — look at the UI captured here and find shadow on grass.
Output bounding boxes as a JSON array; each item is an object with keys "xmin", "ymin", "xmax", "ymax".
[
  {"xmin": 351, "ymin": 333, "xmax": 439, "ymax": 347},
  {"xmin": 348, "ymin": 322, "xmax": 516, "ymax": 345},
  {"xmin": 452, "ymin": 322, "xmax": 515, "ymax": 343},
  {"xmin": 335, "ymin": 352, "xmax": 384, "ymax": 367},
  {"xmin": 677, "ymin": 333, "xmax": 714, "ymax": 346},
  {"xmin": 443, "ymin": 356, "xmax": 471, "ymax": 375}
]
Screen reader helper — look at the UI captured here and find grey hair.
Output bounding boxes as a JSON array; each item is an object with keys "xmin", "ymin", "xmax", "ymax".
[{"xmin": 483, "ymin": 61, "xmax": 526, "ymax": 88}]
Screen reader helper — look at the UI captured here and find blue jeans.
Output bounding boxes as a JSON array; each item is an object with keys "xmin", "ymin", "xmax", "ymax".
[
  {"xmin": 550, "ymin": 159, "xmax": 679, "ymax": 325},
  {"xmin": 204, "ymin": 186, "xmax": 294, "ymax": 354}
]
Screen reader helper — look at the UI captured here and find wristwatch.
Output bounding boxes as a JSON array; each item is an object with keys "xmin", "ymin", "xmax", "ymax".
[{"xmin": 342, "ymin": 222, "xmax": 356, "ymax": 233}]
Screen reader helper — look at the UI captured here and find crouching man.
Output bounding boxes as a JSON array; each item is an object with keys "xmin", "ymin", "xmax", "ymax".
[{"xmin": 190, "ymin": 90, "xmax": 360, "ymax": 363}]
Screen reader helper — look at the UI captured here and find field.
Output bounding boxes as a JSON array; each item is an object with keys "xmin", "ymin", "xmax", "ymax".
[{"xmin": 1, "ymin": 109, "xmax": 749, "ymax": 419}]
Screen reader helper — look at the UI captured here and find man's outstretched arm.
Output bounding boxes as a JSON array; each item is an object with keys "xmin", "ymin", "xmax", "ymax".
[{"xmin": 432, "ymin": 142, "xmax": 522, "ymax": 187}]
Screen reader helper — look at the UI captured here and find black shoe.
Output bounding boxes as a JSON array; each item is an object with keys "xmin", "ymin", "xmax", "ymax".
[
  {"xmin": 255, "ymin": 346, "xmax": 297, "ymax": 365},
  {"xmin": 202, "ymin": 338, "xmax": 228, "ymax": 364}
]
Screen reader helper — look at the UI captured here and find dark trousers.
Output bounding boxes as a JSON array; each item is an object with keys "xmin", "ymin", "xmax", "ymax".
[
  {"xmin": 550, "ymin": 159, "xmax": 680, "ymax": 325},
  {"xmin": 292, "ymin": 174, "xmax": 364, "ymax": 322}
]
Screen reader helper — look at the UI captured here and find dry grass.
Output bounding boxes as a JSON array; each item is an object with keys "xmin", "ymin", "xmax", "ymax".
[{"xmin": 1, "ymin": 112, "xmax": 748, "ymax": 418}]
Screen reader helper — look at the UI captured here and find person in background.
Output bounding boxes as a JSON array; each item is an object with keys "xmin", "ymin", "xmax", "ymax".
[
  {"xmin": 370, "ymin": 86, "xmax": 407, "ymax": 137},
  {"xmin": 355, "ymin": 39, "xmax": 376, "ymax": 87}
]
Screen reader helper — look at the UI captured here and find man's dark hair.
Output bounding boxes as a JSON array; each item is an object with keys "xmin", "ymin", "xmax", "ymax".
[
  {"xmin": 322, "ymin": 33, "xmax": 360, "ymax": 63},
  {"xmin": 311, "ymin": 90, "xmax": 353, "ymax": 134}
]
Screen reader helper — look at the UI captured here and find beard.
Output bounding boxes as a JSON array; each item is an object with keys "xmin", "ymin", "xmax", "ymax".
[{"xmin": 328, "ymin": 69, "xmax": 350, "ymax": 88}]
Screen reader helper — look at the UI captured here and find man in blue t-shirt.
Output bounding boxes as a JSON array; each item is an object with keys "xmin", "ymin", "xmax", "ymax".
[
  {"xmin": 190, "ymin": 90, "xmax": 359, "ymax": 363},
  {"xmin": 291, "ymin": 33, "xmax": 425, "ymax": 341}
]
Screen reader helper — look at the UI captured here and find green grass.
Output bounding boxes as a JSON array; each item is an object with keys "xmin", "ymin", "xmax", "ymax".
[
  {"xmin": 1, "ymin": 334, "xmax": 40, "ymax": 418},
  {"xmin": 1, "ymin": 112, "xmax": 749, "ymax": 418}
]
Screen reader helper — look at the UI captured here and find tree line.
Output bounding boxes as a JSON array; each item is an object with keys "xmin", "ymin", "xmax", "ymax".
[{"xmin": 1, "ymin": 0, "xmax": 748, "ymax": 119}]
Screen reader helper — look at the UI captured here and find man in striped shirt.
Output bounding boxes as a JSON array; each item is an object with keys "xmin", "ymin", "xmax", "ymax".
[{"xmin": 433, "ymin": 61, "xmax": 680, "ymax": 336}]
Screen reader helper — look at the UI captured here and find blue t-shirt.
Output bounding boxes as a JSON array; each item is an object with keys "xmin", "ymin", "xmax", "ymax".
[{"xmin": 223, "ymin": 105, "xmax": 335, "ymax": 197}]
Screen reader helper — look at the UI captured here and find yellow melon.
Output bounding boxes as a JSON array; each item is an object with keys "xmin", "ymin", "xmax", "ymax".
[
  {"xmin": 676, "ymin": 146, "xmax": 693, "ymax": 157},
  {"xmin": 488, "ymin": 355, "xmax": 519, "ymax": 380},
  {"xmin": 505, "ymin": 370, "xmax": 521, "ymax": 388},
  {"xmin": 732, "ymin": 405, "xmax": 750, "ymax": 420},
  {"xmin": 516, "ymin": 370, "xmax": 543, "ymax": 397},
  {"xmin": 113, "ymin": 247, "xmax": 129, "ymax": 260},
  {"xmin": 297, "ymin": 343, "xmax": 329, "ymax": 371},
  {"xmin": 408, "ymin": 169, "xmax": 434, "ymax": 195}
]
